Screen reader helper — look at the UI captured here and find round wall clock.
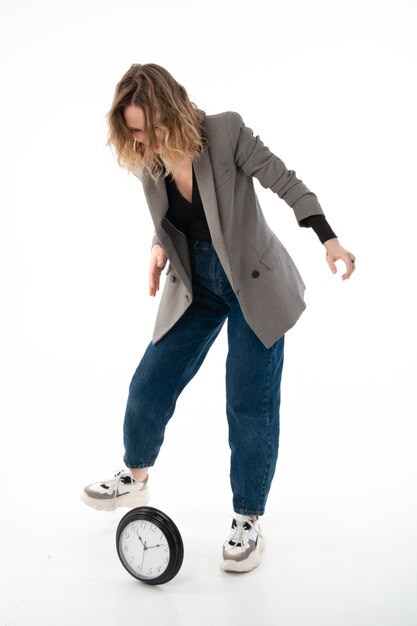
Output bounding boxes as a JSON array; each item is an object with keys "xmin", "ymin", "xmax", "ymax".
[{"xmin": 116, "ymin": 506, "xmax": 184, "ymax": 585}]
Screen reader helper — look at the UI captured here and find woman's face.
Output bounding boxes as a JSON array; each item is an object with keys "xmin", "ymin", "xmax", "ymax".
[{"xmin": 123, "ymin": 104, "xmax": 161, "ymax": 150}]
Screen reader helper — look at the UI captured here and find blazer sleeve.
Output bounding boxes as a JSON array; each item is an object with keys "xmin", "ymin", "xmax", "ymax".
[
  {"xmin": 225, "ymin": 111, "xmax": 325, "ymax": 225},
  {"xmin": 151, "ymin": 230, "xmax": 162, "ymax": 249}
]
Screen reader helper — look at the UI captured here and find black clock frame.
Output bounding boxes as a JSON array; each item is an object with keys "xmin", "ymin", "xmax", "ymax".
[{"xmin": 116, "ymin": 506, "xmax": 184, "ymax": 585}]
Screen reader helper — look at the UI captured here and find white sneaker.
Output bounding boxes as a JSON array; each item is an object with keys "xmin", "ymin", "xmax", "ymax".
[
  {"xmin": 220, "ymin": 513, "xmax": 265, "ymax": 572},
  {"xmin": 80, "ymin": 469, "xmax": 149, "ymax": 512}
]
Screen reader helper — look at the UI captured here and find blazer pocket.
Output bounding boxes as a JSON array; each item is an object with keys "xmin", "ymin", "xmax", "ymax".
[
  {"xmin": 259, "ymin": 239, "xmax": 281, "ymax": 270},
  {"xmin": 165, "ymin": 262, "xmax": 172, "ymax": 275},
  {"xmin": 214, "ymin": 169, "xmax": 232, "ymax": 189}
]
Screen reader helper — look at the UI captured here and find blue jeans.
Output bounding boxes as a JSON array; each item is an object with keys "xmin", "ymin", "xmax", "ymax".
[{"xmin": 123, "ymin": 240, "xmax": 285, "ymax": 516}]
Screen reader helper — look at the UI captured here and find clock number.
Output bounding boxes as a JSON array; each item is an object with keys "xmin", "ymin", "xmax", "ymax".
[
  {"xmin": 147, "ymin": 568, "xmax": 153, "ymax": 576},
  {"xmin": 124, "ymin": 531, "xmax": 130, "ymax": 539},
  {"xmin": 123, "ymin": 545, "xmax": 129, "ymax": 552}
]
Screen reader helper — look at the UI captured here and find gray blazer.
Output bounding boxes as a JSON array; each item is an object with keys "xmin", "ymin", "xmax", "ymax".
[{"xmin": 140, "ymin": 111, "xmax": 325, "ymax": 348}]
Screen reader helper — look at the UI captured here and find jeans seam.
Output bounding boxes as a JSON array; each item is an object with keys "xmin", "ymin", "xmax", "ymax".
[
  {"xmin": 258, "ymin": 349, "xmax": 274, "ymax": 512},
  {"xmin": 209, "ymin": 251, "xmax": 217, "ymax": 294}
]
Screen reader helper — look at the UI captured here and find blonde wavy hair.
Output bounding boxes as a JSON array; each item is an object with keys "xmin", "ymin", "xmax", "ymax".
[{"xmin": 106, "ymin": 63, "xmax": 207, "ymax": 181}]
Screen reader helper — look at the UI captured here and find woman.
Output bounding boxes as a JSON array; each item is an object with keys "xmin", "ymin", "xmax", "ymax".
[{"xmin": 81, "ymin": 63, "xmax": 356, "ymax": 573}]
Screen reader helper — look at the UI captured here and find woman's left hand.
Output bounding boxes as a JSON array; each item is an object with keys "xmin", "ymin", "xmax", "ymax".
[{"xmin": 324, "ymin": 238, "xmax": 356, "ymax": 280}]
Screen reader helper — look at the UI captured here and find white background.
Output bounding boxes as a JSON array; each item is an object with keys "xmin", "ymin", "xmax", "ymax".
[{"xmin": 1, "ymin": 1, "xmax": 416, "ymax": 624}]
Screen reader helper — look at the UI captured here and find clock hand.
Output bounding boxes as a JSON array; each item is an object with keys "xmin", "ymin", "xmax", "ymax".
[
  {"xmin": 140, "ymin": 543, "xmax": 145, "ymax": 569},
  {"xmin": 146, "ymin": 543, "xmax": 168, "ymax": 550},
  {"xmin": 135, "ymin": 530, "xmax": 146, "ymax": 548}
]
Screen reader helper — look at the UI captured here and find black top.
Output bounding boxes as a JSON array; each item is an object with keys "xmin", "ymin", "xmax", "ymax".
[
  {"xmin": 165, "ymin": 165, "xmax": 212, "ymax": 241},
  {"xmin": 164, "ymin": 164, "xmax": 337, "ymax": 244}
]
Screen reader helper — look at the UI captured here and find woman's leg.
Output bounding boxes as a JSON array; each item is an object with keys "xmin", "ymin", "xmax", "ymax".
[
  {"xmin": 123, "ymin": 245, "xmax": 231, "ymax": 470},
  {"xmin": 225, "ymin": 300, "xmax": 285, "ymax": 517},
  {"xmin": 130, "ymin": 467, "xmax": 148, "ymax": 481}
]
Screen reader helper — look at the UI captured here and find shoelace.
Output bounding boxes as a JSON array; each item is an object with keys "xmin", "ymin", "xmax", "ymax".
[
  {"xmin": 101, "ymin": 470, "xmax": 134, "ymax": 501},
  {"xmin": 228, "ymin": 517, "xmax": 263, "ymax": 547}
]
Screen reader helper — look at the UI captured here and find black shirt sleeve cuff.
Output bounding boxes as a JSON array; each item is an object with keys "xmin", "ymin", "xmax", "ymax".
[{"xmin": 299, "ymin": 214, "xmax": 338, "ymax": 244}]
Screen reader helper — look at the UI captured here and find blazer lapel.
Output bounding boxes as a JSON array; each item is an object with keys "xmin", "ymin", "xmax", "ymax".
[
  {"xmin": 141, "ymin": 139, "xmax": 233, "ymax": 292},
  {"xmin": 193, "ymin": 146, "xmax": 234, "ymax": 286},
  {"xmin": 142, "ymin": 171, "xmax": 192, "ymax": 292}
]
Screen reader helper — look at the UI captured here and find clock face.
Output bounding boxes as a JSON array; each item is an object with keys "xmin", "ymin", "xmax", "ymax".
[
  {"xmin": 118, "ymin": 519, "xmax": 170, "ymax": 580},
  {"xmin": 116, "ymin": 506, "xmax": 184, "ymax": 585}
]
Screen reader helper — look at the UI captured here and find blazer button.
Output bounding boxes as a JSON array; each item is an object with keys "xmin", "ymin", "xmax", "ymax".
[
  {"xmin": 252, "ymin": 270, "xmax": 260, "ymax": 278},
  {"xmin": 171, "ymin": 275, "xmax": 176, "ymax": 282}
]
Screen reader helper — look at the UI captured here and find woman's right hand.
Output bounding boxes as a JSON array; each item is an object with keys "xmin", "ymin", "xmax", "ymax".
[{"xmin": 149, "ymin": 244, "xmax": 168, "ymax": 296}]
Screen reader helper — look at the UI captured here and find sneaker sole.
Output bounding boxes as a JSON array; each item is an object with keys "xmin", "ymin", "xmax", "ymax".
[
  {"xmin": 220, "ymin": 535, "xmax": 265, "ymax": 573},
  {"xmin": 80, "ymin": 486, "xmax": 150, "ymax": 512}
]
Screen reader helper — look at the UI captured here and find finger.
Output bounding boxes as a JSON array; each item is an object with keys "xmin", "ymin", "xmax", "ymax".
[
  {"xmin": 149, "ymin": 261, "xmax": 156, "ymax": 296},
  {"xmin": 342, "ymin": 258, "xmax": 350, "ymax": 280},
  {"xmin": 149, "ymin": 277, "xmax": 159, "ymax": 296},
  {"xmin": 149, "ymin": 266, "xmax": 162, "ymax": 296},
  {"xmin": 342, "ymin": 254, "xmax": 356, "ymax": 280},
  {"xmin": 326, "ymin": 254, "xmax": 337, "ymax": 274},
  {"xmin": 149, "ymin": 273, "xmax": 157, "ymax": 296}
]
